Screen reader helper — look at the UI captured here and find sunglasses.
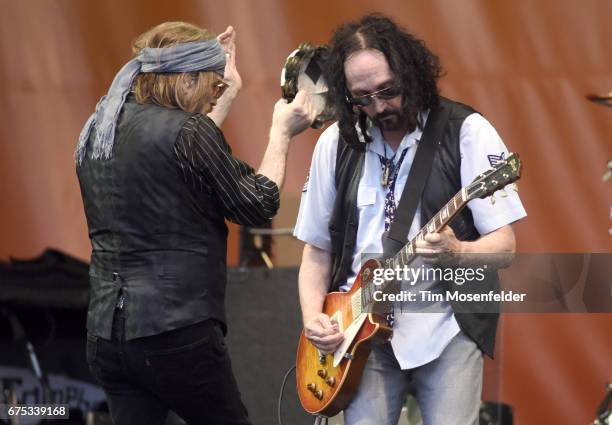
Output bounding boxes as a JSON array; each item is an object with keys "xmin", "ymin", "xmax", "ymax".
[
  {"xmin": 346, "ymin": 85, "xmax": 401, "ymax": 107},
  {"xmin": 212, "ymin": 80, "xmax": 230, "ymax": 99}
]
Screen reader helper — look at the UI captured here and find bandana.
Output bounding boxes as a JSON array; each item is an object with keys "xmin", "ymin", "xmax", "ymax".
[{"xmin": 76, "ymin": 39, "xmax": 225, "ymax": 164}]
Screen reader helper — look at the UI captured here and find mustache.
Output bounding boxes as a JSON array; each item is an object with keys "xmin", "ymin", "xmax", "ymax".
[{"xmin": 373, "ymin": 109, "xmax": 401, "ymax": 121}]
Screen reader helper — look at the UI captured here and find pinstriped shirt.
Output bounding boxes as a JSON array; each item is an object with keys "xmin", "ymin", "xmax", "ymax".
[{"xmin": 173, "ymin": 114, "xmax": 280, "ymax": 226}]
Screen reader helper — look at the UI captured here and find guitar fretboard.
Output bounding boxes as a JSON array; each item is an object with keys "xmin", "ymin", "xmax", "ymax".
[
  {"xmin": 348, "ymin": 152, "xmax": 520, "ymax": 322},
  {"xmin": 354, "ymin": 187, "xmax": 470, "ymax": 313}
]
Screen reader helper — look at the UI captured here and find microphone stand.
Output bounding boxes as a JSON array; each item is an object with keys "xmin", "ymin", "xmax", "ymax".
[{"xmin": 0, "ymin": 308, "xmax": 53, "ymax": 405}]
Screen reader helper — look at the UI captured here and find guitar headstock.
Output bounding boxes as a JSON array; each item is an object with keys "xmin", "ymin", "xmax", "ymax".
[{"xmin": 467, "ymin": 153, "xmax": 522, "ymax": 200}]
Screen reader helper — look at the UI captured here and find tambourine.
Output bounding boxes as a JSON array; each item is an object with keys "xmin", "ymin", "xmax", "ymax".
[{"xmin": 281, "ymin": 43, "xmax": 335, "ymax": 128}]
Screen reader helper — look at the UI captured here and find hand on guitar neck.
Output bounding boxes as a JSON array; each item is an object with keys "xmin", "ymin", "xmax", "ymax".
[
  {"xmin": 417, "ymin": 225, "xmax": 516, "ymax": 268},
  {"xmin": 415, "ymin": 226, "xmax": 463, "ymax": 255}
]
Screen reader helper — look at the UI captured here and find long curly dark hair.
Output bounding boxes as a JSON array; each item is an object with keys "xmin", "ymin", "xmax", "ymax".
[{"xmin": 324, "ymin": 13, "xmax": 443, "ymax": 150}]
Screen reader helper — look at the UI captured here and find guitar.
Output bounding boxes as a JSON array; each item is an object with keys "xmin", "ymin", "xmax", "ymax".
[{"xmin": 296, "ymin": 153, "xmax": 522, "ymax": 417}]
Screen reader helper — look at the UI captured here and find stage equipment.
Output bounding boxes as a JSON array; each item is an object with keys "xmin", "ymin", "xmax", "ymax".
[
  {"xmin": 590, "ymin": 383, "xmax": 611, "ymax": 425},
  {"xmin": 479, "ymin": 402, "xmax": 513, "ymax": 425},
  {"xmin": 239, "ymin": 226, "xmax": 294, "ymax": 269},
  {"xmin": 586, "ymin": 92, "xmax": 612, "ymax": 108},
  {"xmin": 585, "ymin": 92, "xmax": 612, "ymax": 242}
]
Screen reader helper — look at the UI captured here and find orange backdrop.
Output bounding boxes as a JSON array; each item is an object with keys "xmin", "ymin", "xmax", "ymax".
[{"xmin": 1, "ymin": 1, "xmax": 610, "ymax": 424}]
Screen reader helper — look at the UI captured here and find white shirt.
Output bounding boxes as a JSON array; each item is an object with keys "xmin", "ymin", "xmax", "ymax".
[{"xmin": 294, "ymin": 112, "xmax": 527, "ymax": 368}]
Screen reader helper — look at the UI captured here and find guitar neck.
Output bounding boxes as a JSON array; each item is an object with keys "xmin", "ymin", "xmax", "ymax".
[
  {"xmin": 394, "ymin": 188, "xmax": 469, "ymax": 268},
  {"xmin": 358, "ymin": 187, "xmax": 471, "ymax": 311}
]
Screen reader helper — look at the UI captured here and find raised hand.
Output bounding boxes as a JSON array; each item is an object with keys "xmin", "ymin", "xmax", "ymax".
[
  {"xmin": 217, "ymin": 25, "xmax": 242, "ymax": 93},
  {"xmin": 272, "ymin": 90, "xmax": 317, "ymax": 138}
]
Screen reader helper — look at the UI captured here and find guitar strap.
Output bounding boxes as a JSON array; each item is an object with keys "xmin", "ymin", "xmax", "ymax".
[{"xmin": 382, "ymin": 102, "xmax": 452, "ymax": 256}]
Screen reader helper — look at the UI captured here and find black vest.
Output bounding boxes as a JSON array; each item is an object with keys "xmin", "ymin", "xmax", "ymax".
[
  {"xmin": 77, "ymin": 97, "xmax": 229, "ymax": 340},
  {"xmin": 328, "ymin": 97, "xmax": 498, "ymax": 357}
]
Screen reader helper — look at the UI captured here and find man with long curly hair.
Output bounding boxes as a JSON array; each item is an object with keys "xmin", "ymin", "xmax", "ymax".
[{"xmin": 294, "ymin": 14, "xmax": 526, "ymax": 425}]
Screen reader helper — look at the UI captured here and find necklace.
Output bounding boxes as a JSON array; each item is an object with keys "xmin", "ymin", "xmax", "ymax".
[
  {"xmin": 380, "ymin": 144, "xmax": 394, "ymax": 187},
  {"xmin": 378, "ymin": 144, "xmax": 409, "ymax": 188}
]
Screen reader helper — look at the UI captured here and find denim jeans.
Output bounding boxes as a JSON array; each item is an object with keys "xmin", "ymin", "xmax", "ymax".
[
  {"xmin": 86, "ymin": 310, "xmax": 251, "ymax": 425},
  {"xmin": 343, "ymin": 331, "xmax": 483, "ymax": 425}
]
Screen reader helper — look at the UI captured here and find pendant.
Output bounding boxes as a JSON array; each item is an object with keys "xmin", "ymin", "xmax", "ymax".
[{"xmin": 381, "ymin": 163, "xmax": 390, "ymax": 187}]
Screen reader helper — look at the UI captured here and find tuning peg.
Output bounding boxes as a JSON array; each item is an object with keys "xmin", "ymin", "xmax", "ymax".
[
  {"xmin": 500, "ymin": 189, "xmax": 508, "ymax": 198},
  {"xmin": 512, "ymin": 183, "xmax": 518, "ymax": 192},
  {"xmin": 490, "ymin": 195, "xmax": 496, "ymax": 205}
]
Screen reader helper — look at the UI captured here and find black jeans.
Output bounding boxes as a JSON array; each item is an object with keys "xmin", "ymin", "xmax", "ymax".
[{"xmin": 86, "ymin": 310, "xmax": 251, "ymax": 425}]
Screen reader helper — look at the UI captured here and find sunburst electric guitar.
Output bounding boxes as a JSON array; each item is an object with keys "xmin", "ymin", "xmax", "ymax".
[{"xmin": 296, "ymin": 153, "xmax": 522, "ymax": 417}]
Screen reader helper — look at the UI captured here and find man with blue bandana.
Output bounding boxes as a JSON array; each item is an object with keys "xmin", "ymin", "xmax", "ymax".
[{"xmin": 76, "ymin": 22, "xmax": 315, "ymax": 425}]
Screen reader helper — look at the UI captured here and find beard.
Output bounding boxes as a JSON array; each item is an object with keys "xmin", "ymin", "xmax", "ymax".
[{"xmin": 371, "ymin": 108, "xmax": 407, "ymax": 131}]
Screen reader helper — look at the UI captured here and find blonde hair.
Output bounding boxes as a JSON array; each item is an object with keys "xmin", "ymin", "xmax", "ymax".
[{"xmin": 131, "ymin": 22, "xmax": 219, "ymax": 113}]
